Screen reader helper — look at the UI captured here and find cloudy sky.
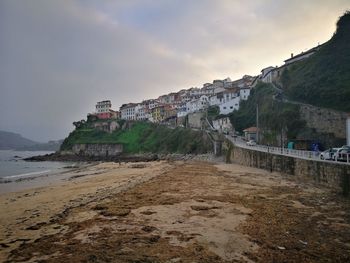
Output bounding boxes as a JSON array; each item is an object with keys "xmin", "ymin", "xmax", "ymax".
[{"xmin": 0, "ymin": 0, "xmax": 348, "ymax": 141}]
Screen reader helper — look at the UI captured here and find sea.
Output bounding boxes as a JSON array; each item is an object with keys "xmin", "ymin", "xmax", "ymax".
[{"xmin": 0, "ymin": 150, "xmax": 71, "ymax": 180}]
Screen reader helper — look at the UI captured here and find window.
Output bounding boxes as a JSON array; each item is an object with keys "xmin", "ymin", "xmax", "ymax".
[
  {"xmin": 223, "ymin": 107, "xmax": 226, "ymax": 109},
  {"xmin": 230, "ymin": 106, "xmax": 233, "ymax": 109}
]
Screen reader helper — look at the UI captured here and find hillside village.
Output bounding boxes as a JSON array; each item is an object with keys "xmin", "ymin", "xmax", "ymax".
[
  {"xmin": 85, "ymin": 43, "xmax": 335, "ymax": 136},
  {"xmin": 67, "ymin": 11, "xmax": 350, "ymax": 153},
  {"xmin": 91, "ymin": 74, "xmax": 253, "ymax": 124}
]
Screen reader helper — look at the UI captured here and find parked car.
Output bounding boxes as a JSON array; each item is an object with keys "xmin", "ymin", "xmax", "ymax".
[
  {"xmin": 246, "ymin": 140, "xmax": 256, "ymax": 146},
  {"xmin": 334, "ymin": 147, "xmax": 350, "ymax": 162},
  {"xmin": 319, "ymin": 148, "xmax": 340, "ymax": 160}
]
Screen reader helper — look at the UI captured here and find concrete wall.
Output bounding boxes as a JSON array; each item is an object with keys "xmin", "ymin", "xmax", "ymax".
[
  {"xmin": 72, "ymin": 143, "xmax": 123, "ymax": 157},
  {"xmin": 300, "ymin": 104, "xmax": 347, "ymax": 139},
  {"xmin": 225, "ymin": 140, "xmax": 350, "ymax": 196}
]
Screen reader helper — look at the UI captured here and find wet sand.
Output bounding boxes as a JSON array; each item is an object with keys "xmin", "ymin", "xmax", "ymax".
[{"xmin": 0, "ymin": 160, "xmax": 349, "ymax": 262}]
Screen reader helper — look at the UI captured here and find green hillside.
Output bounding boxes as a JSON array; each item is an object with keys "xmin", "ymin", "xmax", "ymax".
[
  {"xmin": 228, "ymin": 83, "xmax": 306, "ymax": 145},
  {"xmin": 60, "ymin": 122, "xmax": 212, "ymax": 154},
  {"xmin": 0, "ymin": 130, "xmax": 37, "ymax": 150},
  {"xmin": 281, "ymin": 11, "xmax": 350, "ymax": 112}
]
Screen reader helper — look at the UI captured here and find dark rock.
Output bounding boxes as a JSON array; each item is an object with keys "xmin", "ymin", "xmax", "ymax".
[
  {"xmin": 148, "ymin": 235, "xmax": 160, "ymax": 243},
  {"xmin": 24, "ymin": 152, "xmax": 159, "ymax": 163}
]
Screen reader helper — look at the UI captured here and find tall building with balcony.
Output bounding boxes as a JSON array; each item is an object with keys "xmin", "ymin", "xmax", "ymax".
[{"xmin": 96, "ymin": 100, "xmax": 112, "ymax": 119}]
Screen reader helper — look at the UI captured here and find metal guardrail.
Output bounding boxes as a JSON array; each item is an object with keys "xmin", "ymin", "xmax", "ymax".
[{"xmin": 227, "ymin": 136, "xmax": 350, "ymax": 165}]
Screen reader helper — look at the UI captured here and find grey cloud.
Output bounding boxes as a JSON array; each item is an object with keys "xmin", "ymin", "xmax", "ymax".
[
  {"xmin": 0, "ymin": 0, "xmax": 348, "ymax": 141},
  {"xmin": 0, "ymin": 0, "xmax": 208, "ymax": 141}
]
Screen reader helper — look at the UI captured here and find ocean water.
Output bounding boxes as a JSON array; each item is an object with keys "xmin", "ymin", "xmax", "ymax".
[{"xmin": 0, "ymin": 150, "xmax": 71, "ymax": 179}]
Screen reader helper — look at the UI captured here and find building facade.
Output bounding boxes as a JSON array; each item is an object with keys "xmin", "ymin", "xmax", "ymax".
[
  {"xmin": 120, "ymin": 103, "xmax": 137, "ymax": 120},
  {"xmin": 96, "ymin": 100, "xmax": 113, "ymax": 119}
]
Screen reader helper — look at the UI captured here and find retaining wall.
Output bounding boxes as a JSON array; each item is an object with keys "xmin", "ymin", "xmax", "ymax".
[
  {"xmin": 72, "ymin": 143, "xmax": 123, "ymax": 157},
  {"xmin": 300, "ymin": 104, "xmax": 347, "ymax": 139},
  {"xmin": 225, "ymin": 140, "xmax": 350, "ymax": 196}
]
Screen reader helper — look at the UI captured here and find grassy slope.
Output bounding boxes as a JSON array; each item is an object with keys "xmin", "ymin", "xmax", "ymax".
[
  {"xmin": 281, "ymin": 12, "xmax": 350, "ymax": 112},
  {"xmin": 60, "ymin": 122, "xmax": 212, "ymax": 154}
]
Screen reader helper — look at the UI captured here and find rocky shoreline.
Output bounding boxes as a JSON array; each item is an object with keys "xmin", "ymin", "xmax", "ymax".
[
  {"xmin": 24, "ymin": 152, "xmax": 158, "ymax": 162},
  {"xmin": 24, "ymin": 152, "xmax": 221, "ymax": 163}
]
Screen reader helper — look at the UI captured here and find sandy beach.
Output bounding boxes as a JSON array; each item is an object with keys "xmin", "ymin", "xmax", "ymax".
[{"xmin": 1, "ymin": 160, "xmax": 350, "ymax": 262}]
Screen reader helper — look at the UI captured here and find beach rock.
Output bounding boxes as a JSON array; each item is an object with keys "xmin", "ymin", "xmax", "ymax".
[{"xmin": 141, "ymin": 226, "xmax": 157, "ymax": 233}]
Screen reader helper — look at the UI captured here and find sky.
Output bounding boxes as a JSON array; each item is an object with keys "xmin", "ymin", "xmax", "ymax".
[{"xmin": 0, "ymin": 0, "xmax": 348, "ymax": 142}]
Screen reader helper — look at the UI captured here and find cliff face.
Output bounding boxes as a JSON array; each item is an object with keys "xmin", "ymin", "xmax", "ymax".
[{"xmin": 71, "ymin": 143, "xmax": 123, "ymax": 157}]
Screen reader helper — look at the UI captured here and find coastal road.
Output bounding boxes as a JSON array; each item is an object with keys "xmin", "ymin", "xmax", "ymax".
[{"xmin": 226, "ymin": 135, "xmax": 350, "ymax": 165}]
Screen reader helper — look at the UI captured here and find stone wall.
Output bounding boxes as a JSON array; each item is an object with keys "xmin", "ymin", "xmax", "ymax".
[
  {"xmin": 300, "ymin": 104, "xmax": 347, "ymax": 139},
  {"xmin": 225, "ymin": 140, "xmax": 350, "ymax": 196},
  {"xmin": 72, "ymin": 143, "xmax": 123, "ymax": 157},
  {"xmin": 93, "ymin": 120, "xmax": 119, "ymax": 133},
  {"xmin": 188, "ymin": 112, "xmax": 205, "ymax": 129}
]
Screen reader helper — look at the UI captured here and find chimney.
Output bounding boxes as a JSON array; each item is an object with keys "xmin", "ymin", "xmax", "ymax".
[{"xmin": 291, "ymin": 53, "xmax": 294, "ymax": 58}]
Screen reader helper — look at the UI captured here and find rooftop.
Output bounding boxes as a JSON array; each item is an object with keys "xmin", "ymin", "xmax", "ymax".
[{"xmin": 243, "ymin": 127, "xmax": 259, "ymax": 132}]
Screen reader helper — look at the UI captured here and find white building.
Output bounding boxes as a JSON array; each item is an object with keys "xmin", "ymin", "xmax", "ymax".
[
  {"xmin": 284, "ymin": 45, "xmax": 322, "ymax": 65},
  {"xmin": 96, "ymin": 100, "xmax": 111, "ymax": 113},
  {"xmin": 180, "ymin": 93, "xmax": 191, "ymax": 103},
  {"xmin": 188, "ymin": 87, "xmax": 201, "ymax": 96},
  {"xmin": 260, "ymin": 66, "xmax": 276, "ymax": 83},
  {"xmin": 200, "ymin": 84, "xmax": 215, "ymax": 96},
  {"xmin": 120, "ymin": 103, "xmax": 137, "ymax": 120},
  {"xmin": 209, "ymin": 88, "xmax": 238, "ymax": 106},
  {"xmin": 223, "ymin": 77, "xmax": 232, "ymax": 88},
  {"xmin": 221, "ymin": 88, "xmax": 238, "ymax": 102},
  {"xmin": 240, "ymin": 87, "xmax": 251, "ymax": 100},
  {"xmin": 209, "ymin": 95, "xmax": 220, "ymax": 106},
  {"xmin": 186, "ymin": 95, "xmax": 209, "ymax": 113},
  {"xmin": 214, "ymin": 87, "xmax": 225, "ymax": 95},
  {"xmin": 148, "ymin": 100, "xmax": 159, "ymax": 109},
  {"xmin": 213, "ymin": 79, "xmax": 224, "ymax": 89},
  {"xmin": 219, "ymin": 96, "xmax": 241, "ymax": 115},
  {"xmin": 135, "ymin": 104, "xmax": 147, "ymax": 120}
]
